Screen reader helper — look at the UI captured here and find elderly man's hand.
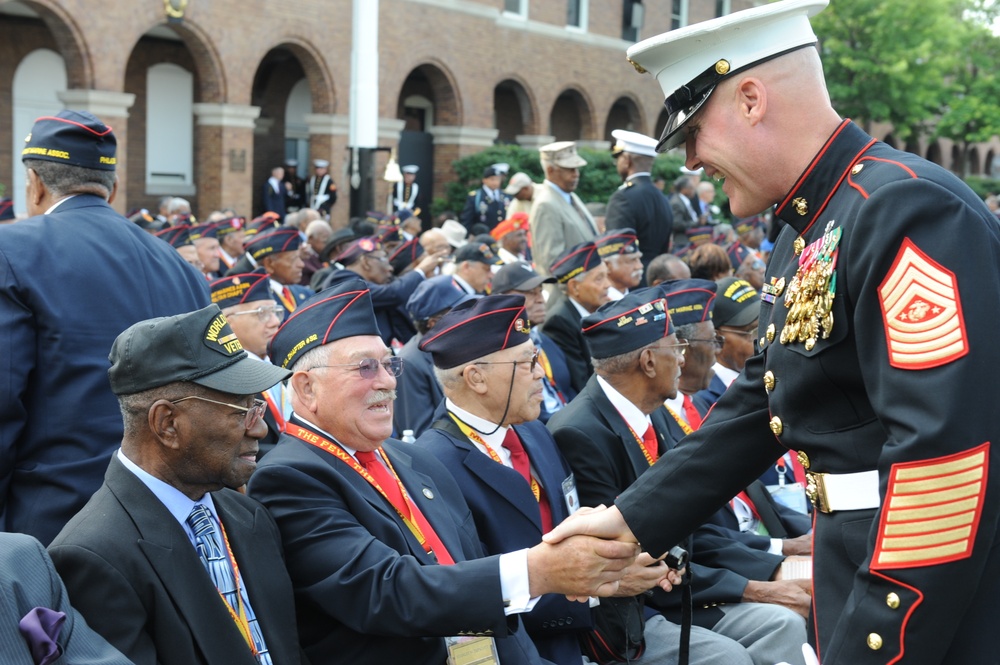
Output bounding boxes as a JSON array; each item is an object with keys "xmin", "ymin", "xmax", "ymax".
[
  {"xmin": 612, "ymin": 552, "xmax": 682, "ymax": 597},
  {"xmin": 526, "ymin": 534, "xmax": 639, "ymax": 599}
]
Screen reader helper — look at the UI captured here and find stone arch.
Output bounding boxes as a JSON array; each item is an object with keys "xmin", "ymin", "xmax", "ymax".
[
  {"xmin": 549, "ymin": 87, "xmax": 595, "ymax": 141},
  {"xmin": 603, "ymin": 95, "xmax": 645, "ymax": 141},
  {"xmin": 986, "ymin": 149, "xmax": 996, "ymax": 177},
  {"xmin": 4, "ymin": 1, "xmax": 91, "ymax": 88},
  {"xmin": 396, "ymin": 61, "xmax": 463, "ymax": 129},
  {"xmin": 494, "ymin": 77, "xmax": 538, "ymax": 143},
  {"xmin": 904, "ymin": 138, "xmax": 921, "ymax": 157},
  {"xmin": 883, "ymin": 133, "xmax": 897, "ymax": 149}
]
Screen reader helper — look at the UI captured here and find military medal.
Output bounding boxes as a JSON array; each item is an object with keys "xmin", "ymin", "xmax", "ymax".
[
  {"xmin": 760, "ymin": 276, "xmax": 785, "ymax": 304},
  {"xmin": 781, "ymin": 221, "xmax": 841, "ymax": 349}
]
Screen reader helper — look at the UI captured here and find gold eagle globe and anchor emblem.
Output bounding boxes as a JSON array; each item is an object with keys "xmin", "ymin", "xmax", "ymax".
[{"xmin": 164, "ymin": 0, "xmax": 188, "ymax": 20}]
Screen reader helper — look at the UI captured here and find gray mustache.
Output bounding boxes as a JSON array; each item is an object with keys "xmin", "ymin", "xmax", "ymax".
[{"xmin": 366, "ymin": 390, "xmax": 397, "ymax": 405}]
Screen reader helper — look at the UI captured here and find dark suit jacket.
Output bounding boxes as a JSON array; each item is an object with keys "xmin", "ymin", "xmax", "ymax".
[
  {"xmin": 417, "ymin": 418, "xmax": 591, "ymax": 665},
  {"xmin": 0, "ymin": 533, "xmax": 132, "ymax": 665},
  {"xmin": 604, "ymin": 175, "xmax": 673, "ymax": 286},
  {"xmin": 541, "ymin": 299, "xmax": 592, "ymax": 395},
  {"xmin": 226, "ymin": 254, "xmax": 257, "ymax": 276},
  {"xmin": 460, "ymin": 187, "xmax": 508, "ymax": 231},
  {"xmin": 534, "ymin": 331, "xmax": 577, "ymax": 423},
  {"xmin": 48, "ymin": 456, "xmax": 306, "ymax": 665},
  {"xmin": 248, "ymin": 416, "xmax": 548, "ymax": 665},
  {"xmin": 547, "ymin": 377, "xmax": 782, "ymax": 624},
  {"xmin": 394, "ymin": 333, "xmax": 443, "ymax": 438},
  {"xmin": 0, "ymin": 195, "xmax": 210, "ymax": 545},
  {"xmin": 262, "ymin": 180, "xmax": 287, "ymax": 219}
]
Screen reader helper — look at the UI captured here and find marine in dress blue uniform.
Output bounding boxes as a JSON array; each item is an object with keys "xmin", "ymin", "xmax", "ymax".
[
  {"xmin": 0, "ymin": 110, "xmax": 210, "ymax": 544},
  {"xmin": 607, "ymin": 1, "xmax": 1000, "ymax": 662}
]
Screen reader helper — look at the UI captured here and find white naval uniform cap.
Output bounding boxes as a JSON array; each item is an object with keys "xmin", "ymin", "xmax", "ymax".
[
  {"xmin": 626, "ymin": 0, "xmax": 828, "ymax": 152},
  {"xmin": 610, "ymin": 129, "xmax": 659, "ymax": 158}
]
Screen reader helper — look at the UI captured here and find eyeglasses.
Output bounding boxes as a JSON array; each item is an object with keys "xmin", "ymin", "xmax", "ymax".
[
  {"xmin": 683, "ymin": 334, "xmax": 726, "ymax": 349},
  {"xmin": 168, "ymin": 396, "xmax": 267, "ymax": 430},
  {"xmin": 226, "ymin": 305, "xmax": 285, "ymax": 322},
  {"xmin": 474, "ymin": 349, "xmax": 541, "ymax": 373},
  {"xmin": 718, "ymin": 327, "xmax": 756, "ymax": 339},
  {"xmin": 656, "ymin": 341, "xmax": 689, "ymax": 357},
  {"xmin": 310, "ymin": 356, "xmax": 404, "ymax": 379},
  {"xmin": 365, "ymin": 253, "xmax": 390, "ymax": 264}
]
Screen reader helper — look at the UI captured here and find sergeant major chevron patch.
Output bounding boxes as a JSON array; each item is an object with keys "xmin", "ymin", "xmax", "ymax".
[{"xmin": 878, "ymin": 239, "xmax": 967, "ymax": 370}]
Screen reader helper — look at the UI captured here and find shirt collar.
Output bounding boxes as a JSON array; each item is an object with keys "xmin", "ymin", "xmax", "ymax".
[
  {"xmin": 712, "ymin": 362, "xmax": 740, "ymax": 387},
  {"xmin": 544, "ymin": 180, "xmax": 572, "ymax": 205},
  {"xmin": 445, "ymin": 398, "xmax": 509, "ymax": 452},
  {"xmin": 595, "ymin": 375, "xmax": 650, "ymax": 436}
]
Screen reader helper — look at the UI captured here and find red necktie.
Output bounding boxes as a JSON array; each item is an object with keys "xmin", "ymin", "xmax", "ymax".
[
  {"xmin": 355, "ymin": 450, "xmax": 455, "ymax": 564},
  {"xmin": 682, "ymin": 394, "xmax": 703, "ymax": 430},
  {"xmin": 641, "ymin": 424, "xmax": 659, "ymax": 463},
  {"xmin": 502, "ymin": 429, "xmax": 554, "ymax": 533},
  {"xmin": 282, "ymin": 286, "xmax": 296, "ymax": 313}
]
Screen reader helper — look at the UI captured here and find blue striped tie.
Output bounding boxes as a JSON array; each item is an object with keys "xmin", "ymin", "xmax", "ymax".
[{"xmin": 187, "ymin": 504, "xmax": 272, "ymax": 664}]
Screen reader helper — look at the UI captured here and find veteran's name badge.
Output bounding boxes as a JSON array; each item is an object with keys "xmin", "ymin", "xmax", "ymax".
[
  {"xmin": 562, "ymin": 474, "xmax": 580, "ymax": 515},
  {"xmin": 446, "ymin": 635, "xmax": 499, "ymax": 665}
]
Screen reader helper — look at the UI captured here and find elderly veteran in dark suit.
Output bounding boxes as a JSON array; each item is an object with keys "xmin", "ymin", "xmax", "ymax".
[
  {"xmin": 0, "ymin": 532, "xmax": 132, "ymax": 665},
  {"xmin": 542, "ymin": 241, "xmax": 611, "ymax": 394},
  {"xmin": 49, "ymin": 305, "xmax": 304, "ymax": 665},
  {"xmin": 233, "ymin": 227, "xmax": 313, "ymax": 316},
  {"xmin": 547, "ymin": 288, "xmax": 808, "ymax": 665},
  {"xmin": 416, "ymin": 295, "xmax": 751, "ymax": 665},
  {"xmin": 0, "ymin": 110, "xmax": 210, "ymax": 546},
  {"xmin": 248, "ymin": 280, "xmax": 639, "ymax": 665}
]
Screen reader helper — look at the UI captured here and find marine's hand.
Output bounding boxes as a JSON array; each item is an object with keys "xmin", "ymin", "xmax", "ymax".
[{"xmin": 543, "ymin": 505, "xmax": 637, "ymax": 546}]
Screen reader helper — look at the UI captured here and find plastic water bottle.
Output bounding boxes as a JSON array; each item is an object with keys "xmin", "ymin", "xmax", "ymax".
[{"xmin": 401, "ymin": 429, "xmax": 416, "ymax": 444}]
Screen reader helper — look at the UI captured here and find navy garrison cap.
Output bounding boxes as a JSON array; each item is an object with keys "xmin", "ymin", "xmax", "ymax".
[
  {"xmin": 108, "ymin": 304, "xmax": 290, "ymax": 395},
  {"xmin": 336, "ymin": 236, "xmax": 381, "ymax": 266},
  {"xmin": 245, "ymin": 227, "xmax": 302, "ymax": 261},
  {"xmin": 154, "ymin": 225, "xmax": 194, "ymax": 248},
  {"xmin": 406, "ymin": 275, "xmax": 477, "ymax": 322},
  {"xmin": 583, "ymin": 286, "xmax": 674, "ymax": 359},
  {"xmin": 210, "ymin": 273, "xmax": 273, "ymax": 309},
  {"xmin": 268, "ymin": 279, "xmax": 381, "ymax": 370},
  {"xmin": 660, "ymin": 278, "xmax": 717, "ymax": 325},
  {"xmin": 596, "ymin": 228, "xmax": 640, "ymax": 258},
  {"xmin": 550, "ymin": 241, "xmax": 602, "ymax": 284},
  {"xmin": 420, "ymin": 294, "xmax": 530, "ymax": 369},
  {"xmin": 22, "ymin": 110, "xmax": 117, "ymax": 171},
  {"xmin": 389, "ymin": 237, "xmax": 424, "ymax": 275},
  {"xmin": 455, "ymin": 241, "xmax": 503, "ymax": 267},
  {"xmin": 188, "ymin": 223, "xmax": 220, "ymax": 241}
]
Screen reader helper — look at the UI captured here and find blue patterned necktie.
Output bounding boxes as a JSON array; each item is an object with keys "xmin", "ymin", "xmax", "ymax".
[{"xmin": 187, "ymin": 504, "xmax": 272, "ymax": 664}]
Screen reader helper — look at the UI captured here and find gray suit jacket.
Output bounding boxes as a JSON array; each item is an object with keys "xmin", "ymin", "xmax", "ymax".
[
  {"xmin": 529, "ymin": 182, "xmax": 597, "ymax": 277},
  {"xmin": 48, "ymin": 457, "xmax": 306, "ymax": 665},
  {"xmin": 0, "ymin": 532, "xmax": 131, "ymax": 665}
]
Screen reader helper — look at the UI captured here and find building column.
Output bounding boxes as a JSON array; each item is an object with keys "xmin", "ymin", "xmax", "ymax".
[
  {"xmin": 57, "ymin": 89, "xmax": 136, "ymax": 214},
  {"xmin": 304, "ymin": 113, "xmax": 349, "ymax": 228},
  {"xmin": 515, "ymin": 134, "xmax": 556, "ymax": 150},
  {"xmin": 191, "ymin": 103, "xmax": 261, "ymax": 217},
  {"xmin": 576, "ymin": 139, "xmax": 612, "ymax": 151}
]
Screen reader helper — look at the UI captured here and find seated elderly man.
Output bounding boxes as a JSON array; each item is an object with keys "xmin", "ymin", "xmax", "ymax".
[
  {"xmin": 249, "ymin": 279, "xmax": 639, "ymax": 665},
  {"xmin": 596, "ymin": 228, "xmax": 644, "ymax": 301},
  {"xmin": 548, "ymin": 287, "xmax": 809, "ymax": 665},
  {"xmin": 49, "ymin": 305, "xmax": 305, "ymax": 665},
  {"xmin": 542, "ymin": 241, "xmax": 611, "ymax": 394},
  {"xmin": 416, "ymin": 295, "xmax": 753, "ymax": 665}
]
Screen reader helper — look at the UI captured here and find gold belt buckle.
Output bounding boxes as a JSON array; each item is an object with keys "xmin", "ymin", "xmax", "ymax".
[{"xmin": 805, "ymin": 471, "xmax": 831, "ymax": 513}]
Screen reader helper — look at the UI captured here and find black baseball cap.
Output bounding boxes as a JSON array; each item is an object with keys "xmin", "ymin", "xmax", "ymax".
[
  {"xmin": 491, "ymin": 261, "xmax": 556, "ymax": 294},
  {"xmin": 108, "ymin": 305, "xmax": 290, "ymax": 395}
]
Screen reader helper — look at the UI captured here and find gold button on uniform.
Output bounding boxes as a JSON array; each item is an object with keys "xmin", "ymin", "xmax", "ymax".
[
  {"xmin": 769, "ymin": 416, "xmax": 783, "ymax": 436},
  {"xmin": 763, "ymin": 371, "xmax": 775, "ymax": 392},
  {"xmin": 867, "ymin": 633, "xmax": 883, "ymax": 650},
  {"xmin": 886, "ymin": 592, "xmax": 900, "ymax": 609},
  {"xmin": 766, "ymin": 323, "xmax": 776, "ymax": 341},
  {"xmin": 851, "ymin": 163, "xmax": 864, "ymax": 175}
]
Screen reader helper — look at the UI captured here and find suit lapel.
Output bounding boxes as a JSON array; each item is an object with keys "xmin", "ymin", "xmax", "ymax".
[
  {"xmin": 104, "ymin": 458, "xmax": 258, "ymax": 665},
  {"xmin": 383, "ymin": 443, "xmax": 463, "ymax": 563},
  {"xmin": 517, "ymin": 425, "xmax": 571, "ymax": 523},
  {"xmin": 456, "ymin": 429, "xmax": 543, "ymax": 528},
  {"xmin": 587, "ymin": 379, "xmax": 650, "ymax": 479}
]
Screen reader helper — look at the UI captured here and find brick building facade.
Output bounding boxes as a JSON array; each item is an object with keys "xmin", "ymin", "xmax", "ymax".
[{"xmin": 1, "ymin": 0, "xmax": 996, "ymax": 227}]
